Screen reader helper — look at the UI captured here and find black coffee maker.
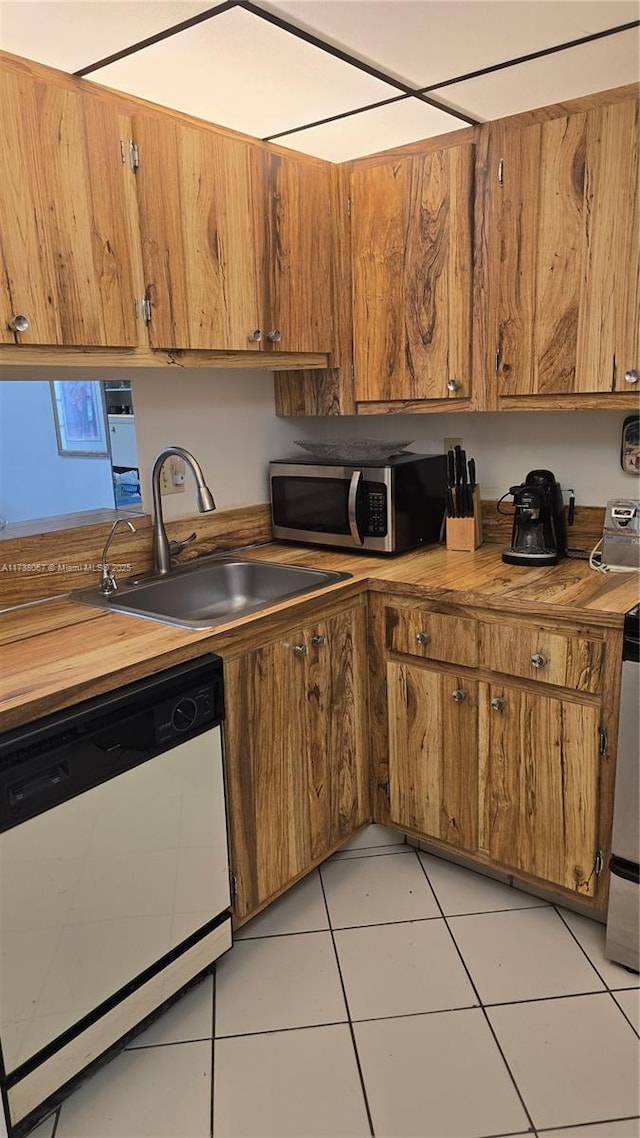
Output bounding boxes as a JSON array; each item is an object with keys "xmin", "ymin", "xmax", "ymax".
[{"xmin": 502, "ymin": 469, "xmax": 567, "ymax": 566}]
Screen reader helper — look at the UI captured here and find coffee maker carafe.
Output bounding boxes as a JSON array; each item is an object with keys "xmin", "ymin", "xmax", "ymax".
[{"xmin": 502, "ymin": 469, "xmax": 567, "ymax": 566}]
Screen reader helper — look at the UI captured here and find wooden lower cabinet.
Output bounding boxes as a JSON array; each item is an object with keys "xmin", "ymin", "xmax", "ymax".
[
  {"xmin": 477, "ymin": 682, "xmax": 601, "ymax": 895},
  {"xmin": 384, "ymin": 648, "xmax": 606, "ymax": 900},
  {"xmin": 388, "ymin": 662, "xmax": 478, "ymax": 852},
  {"xmin": 373, "ymin": 596, "xmax": 614, "ymax": 905},
  {"xmin": 223, "ymin": 602, "xmax": 369, "ymax": 921}
]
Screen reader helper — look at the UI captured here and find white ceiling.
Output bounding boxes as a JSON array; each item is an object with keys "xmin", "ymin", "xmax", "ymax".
[{"xmin": 0, "ymin": 0, "xmax": 638, "ymax": 159}]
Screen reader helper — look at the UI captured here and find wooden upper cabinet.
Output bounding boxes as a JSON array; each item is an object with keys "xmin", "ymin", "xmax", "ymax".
[
  {"xmin": 255, "ymin": 149, "xmax": 334, "ymax": 354},
  {"xmin": 132, "ymin": 111, "xmax": 261, "ymax": 351},
  {"xmin": 0, "ymin": 64, "xmax": 142, "ymax": 347},
  {"xmin": 350, "ymin": 142, "xmax": 475, "ymax": 405},
  {"xmin": 491, "ymin": 96, "xmax": 640, "ymax": 398}
]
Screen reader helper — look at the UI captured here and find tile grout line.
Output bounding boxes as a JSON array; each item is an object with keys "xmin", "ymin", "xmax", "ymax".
[
  {"xmin": 554, "ymin": 905, "xmax": 640, "ymax": 1002},
  {"xmin": 609, "ymin": 992, "xmax": 640, "ymax": 1040},
  {"xmin": 536, "ymin": 1114, "xmax": 640, "ymax": 1133},
  {"xmin": 317, "ymin": 866, "xmax": 376, "ymax": 1138},
  {"xmin": 413, "ymin": 849, "xmax": 538, "ymax": 1136},
  {"xmin": 240, "ymin": 906, "xmax": 554, "ymax": 943}
]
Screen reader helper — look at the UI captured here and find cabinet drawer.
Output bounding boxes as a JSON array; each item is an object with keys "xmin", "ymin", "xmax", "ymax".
[
  {"xmin": 386, "ymin": 606, "xmax": 478, "ymax": 667},
  {"xmin": 479, "ymin": 623, "xmax": 604, "ymax": 693}
]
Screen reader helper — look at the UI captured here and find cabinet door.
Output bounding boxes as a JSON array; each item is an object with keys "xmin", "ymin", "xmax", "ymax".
[
  {"xmin": 351, "ymin": 144, "xmax": 474, "ymax": 404},
  {"xmin": 0, "ymin": 67, "xmax": 141, "ymax": 346},
  {"xmin": 258, "ymin": 149, "xmax": 334, "ymax": 353},
  {"xmin": 478, "ymin": 684, "xmax": 601, "ymax": 894},
  {"xmin": 224, "ymin": 604, "xmax": 368, "ymax": 920},
  {"xmin": 132, "ymin": 112, "xmax": 261, "ymax": 351},
  {"xmin": 387, "ymin": 662, "xmax": 478, "ymax": 851},
  {"xmin": 495, "ymin": 97, "xmax": 639, "ymax": 397}
]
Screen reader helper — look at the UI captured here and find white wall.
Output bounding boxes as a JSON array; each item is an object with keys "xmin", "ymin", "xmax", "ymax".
[
  {"xmin": 281, "ymin": 409, "xmax": 638, "ymax": 508},
  {"xmin": 130, "ymin": 368, "xmax": 292, "ymax": 519},
  {"xmin": 1, "ymin": 365, "xmax": 635, "ymax": 526}
]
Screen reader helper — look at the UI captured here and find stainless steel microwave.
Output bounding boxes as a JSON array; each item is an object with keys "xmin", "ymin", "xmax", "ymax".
[{"xmin": 269, "ymin": 453, "xmax": 448, "ymax": 553}]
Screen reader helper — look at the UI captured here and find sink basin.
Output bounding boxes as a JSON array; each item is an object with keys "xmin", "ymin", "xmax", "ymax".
[{"xmin": 72, "ymin": 555, "xmax": 351, "ymax": 630}]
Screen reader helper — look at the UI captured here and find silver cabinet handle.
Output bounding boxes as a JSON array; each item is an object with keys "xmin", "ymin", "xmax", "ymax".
[
  {"xmin": 624, "ymin": 369, "xmax": 639, "ymax": 384},
  {"xmin": 293, "ymin": 644, "xmax": 308, "ymax": 656},
  {"xmin": 491, "ymin": 697, "xmax": 505, "ymax": 712},
  {"xmin": 248, "ymin": 329, "xmax": 263, "ymax": 342},
  {"xmin": 347, "ymin": 469, "xmax": 364, "ymax": 547},
  {"xmin": 452, "ymin": 689, "xmax": 466, "ymax": 702},
  {"xmin": 267, "ymin": 329, "xmax": 282, "ymax": 342},
  {"xmin": 415, "ymin": 632, "xmax": 430, "ymax": 645},
  {"xmin": 446, "ymin": 378, "xmax": 461, "ymax": 392},
  {"xmin": 311, "ymin": 635, "xmax": 325, "ymax": 647},
  {"xmin": 8, "ymin": 314, "xmax": 29, "ymax": 333},
  {"xmin": 530, "ymin": 653, "xmax": 547, "ymax": 668}
]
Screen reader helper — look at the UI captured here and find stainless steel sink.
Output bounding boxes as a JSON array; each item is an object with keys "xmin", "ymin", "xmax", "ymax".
[{"xmin": 72, "ymin": 555, "xmax": 351, "ymax": 630}]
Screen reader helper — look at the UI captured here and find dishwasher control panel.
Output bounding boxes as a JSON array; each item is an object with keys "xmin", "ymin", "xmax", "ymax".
[{"xmin": 0, "ymin": 654, "xmax": 224, "ymax": 831}]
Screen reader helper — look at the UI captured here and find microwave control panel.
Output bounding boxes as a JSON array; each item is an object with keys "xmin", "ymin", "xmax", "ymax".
[{"xmin": 364, "ymin": 485, "xmax": 388, "ymax": 536}]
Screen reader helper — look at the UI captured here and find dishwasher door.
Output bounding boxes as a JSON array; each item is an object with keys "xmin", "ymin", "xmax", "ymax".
[{"xmin": 0, "ymin": 656, "xmax": 231, "ymax": 1133}]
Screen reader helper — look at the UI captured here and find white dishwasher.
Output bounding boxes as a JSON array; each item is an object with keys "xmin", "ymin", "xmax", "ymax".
[{"xmin": 0, "ymin": 655, "xmax": 231, "ymax": 1137}]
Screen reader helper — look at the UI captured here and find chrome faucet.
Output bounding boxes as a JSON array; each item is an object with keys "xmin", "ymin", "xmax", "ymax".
[
  {"xmin": 99, "ymin": 518, "xmax": 136, "ymax": 594},
  {"xmin": 151, "ymin": 447, "xmax": 216, "ymax": 575}
]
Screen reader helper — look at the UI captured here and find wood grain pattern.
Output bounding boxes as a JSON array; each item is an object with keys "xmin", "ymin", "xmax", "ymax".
[
  {"xmin": 223, "ymin": 601, "xmax": 368, "ymax": 920},
  {"xmin": 1, "ymin": 543, "xmax": 637, "ymax": 734},
  {"xmin": 576, "ymin": 98, "xmax": 640, "ymax": 392},
  {"xmin": 0, "ymin": 67, "xmax": 139, "ymax": 347},
  {"xmin": 535, "ymin": 113, "xmax": 586, "ymax": 394},
  {"xmin": 274, "ymin": 164, "xmax": 354, "ymax": 415},
  {"xmin": 351, "ymin": 159, "xmax": 406, "ymax": 401},
  {"xmin": 132, "ymin": 110, "xmax": 260, "ymax": 351},
  {"xmin": 258, "ymin": 149, "xmax": 333, "ymax": 354},
  {"xmin": 0, "ymin": 503, "xmax": 271, "ymax": 606},
  {"xmin": 351, "ymin": 143, "xmax": 474, "ymax": 404},
  {"xmin": 493, "ymin": 95, "xmax": 640, "ymax": 400},
  {"xmin": 0, "ymin": 344, "xmax": 328, "ymax": 369},
  {"xmin": 477, "ymin": 683, "xmax": 601, "ymax": 895},
  {"xmin": 388, "ymin": 661, "xmax": 477, "ymax": 850},
  {"xmin": 479, "ymin": 621, "xmax": 604, "ymax": 693},
  {"xmin": 386, "ymin": 604, "xmax": 478, "ymax": 667}
]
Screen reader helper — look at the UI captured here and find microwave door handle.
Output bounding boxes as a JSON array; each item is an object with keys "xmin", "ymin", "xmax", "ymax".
[{"xmin": 348, "ymin": 470, "xmax": 364, "ymax": 547}]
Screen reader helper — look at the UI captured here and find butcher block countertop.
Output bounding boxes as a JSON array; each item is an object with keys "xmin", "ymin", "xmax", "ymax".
[{"xmin": 1, "ymin": 542, "xmax": 638, "ymax": 732}]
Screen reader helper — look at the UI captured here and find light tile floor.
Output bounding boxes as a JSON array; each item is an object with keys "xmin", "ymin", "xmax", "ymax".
[{"xmin": 29, "ymin": 826, "xmax": 640, "ymax": 1138}]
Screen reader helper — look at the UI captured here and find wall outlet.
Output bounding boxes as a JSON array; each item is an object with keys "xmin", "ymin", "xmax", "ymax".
[
  {"xmin": 444, "ymin": 437, "xmax": 463, "ymax": 453},
  {"xmin": 159, "ymin": 457, "xmax": 185, "ymax": 495}
]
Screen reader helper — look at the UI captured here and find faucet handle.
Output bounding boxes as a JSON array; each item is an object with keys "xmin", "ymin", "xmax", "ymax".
[{"xmin": 168, "ymin": 532, "xmax": 197, "ymax": 558}]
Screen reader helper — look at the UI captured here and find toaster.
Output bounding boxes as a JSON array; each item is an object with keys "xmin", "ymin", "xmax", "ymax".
[{"xmin": 602, "ymin": 500, "xmax": 640, "ymax": 570}]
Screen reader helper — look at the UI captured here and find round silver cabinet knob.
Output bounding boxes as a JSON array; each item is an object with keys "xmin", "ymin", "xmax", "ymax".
[
  {"xmin": 293, "ymin": 644, "xmax": 308, "ymax": 656},
  {"xmin": 452, "ymin": 689, "xmax": 466, "ymax": 702},
  {"xmin": 624, "ymin": 369, "xmax": 639, "ymax": 384},
  {"xmin": 415, "ymin": 631, "xmax": 430, "ymax": 646},
  {"xmin": 530, "ymin": 653, "xmax": 547, "ymax": 669},
  {"xmin": 490, "ymin": 697, "xmax": 505, "ymax": 712},
  {"xmin": 8, "ymin": 314, "xmax": 29, "ymax": 333},
  {"xmin": 267, "ymin": 329, "xmax": 282, "ymax": 343},
  {"xmin": 247, "ymin": 328, "xmax": 263, "ymax": 342},
  {"xmin": 310, "ymin": 635, "xmax": 326, "ymax": 647},
  {"xmin": 446, "ymin": 378, "xmax": 462, "ymax": 392}
]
